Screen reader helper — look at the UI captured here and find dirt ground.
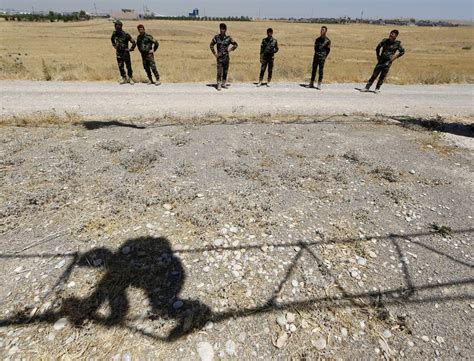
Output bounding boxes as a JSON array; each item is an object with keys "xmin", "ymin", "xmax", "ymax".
[{"xmin": 0, "ymin": 115, "xmax": 472, "ymax": 359}]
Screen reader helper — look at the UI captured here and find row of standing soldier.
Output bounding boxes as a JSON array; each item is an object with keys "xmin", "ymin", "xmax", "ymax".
[{"xmin": 110, "ymin": 21, "xmax": 405, "ymax": 93}]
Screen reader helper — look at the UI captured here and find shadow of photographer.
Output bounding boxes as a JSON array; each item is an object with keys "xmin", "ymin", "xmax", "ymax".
[{"xmin": 51, "ymin": 237, "xmax": 210, "ymax": 341}]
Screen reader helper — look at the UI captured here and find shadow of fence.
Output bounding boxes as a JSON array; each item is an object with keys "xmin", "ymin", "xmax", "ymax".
[{"xmin": 0, "ymin": 228, "xmax": 472, "ymax": 342}]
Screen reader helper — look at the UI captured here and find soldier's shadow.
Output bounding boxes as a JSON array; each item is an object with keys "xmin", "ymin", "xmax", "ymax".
[{"xmin": 60, "ymin": 237, "xmax": 211, "ymax": 341}]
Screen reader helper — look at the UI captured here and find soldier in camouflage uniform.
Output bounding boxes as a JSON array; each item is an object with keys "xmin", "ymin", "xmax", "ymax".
[
  {"xmin": 258, "ymin": 28, "xmax": 279, "ymax": 87},
  {"xmin": 310, "ymin": 26, "xmax": 331, "ymax": 90},
  {"xmin": 137, "ymin": 24, "xmax": 161, "ymax": 86},
  {"xmin": 111, "ymin": 20, "xmax": 136, "ymax": 85},
  {"xmin": 210, "ymin": 23, "xmax": 238, "ymax": 91},
  {"xmin": 362, "ymin": 30, "xmax": 405, "ymax": 93}
]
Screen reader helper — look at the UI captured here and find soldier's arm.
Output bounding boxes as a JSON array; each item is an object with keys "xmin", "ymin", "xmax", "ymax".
[
  {"xmin": 376, "ymin": 41, "xmax": 383, "ymax": 59},
  {"xmin": 260, "ymin": 39, "xmax": 265, "ymax": 56},
  {"xmin": 392, "ymin": 43, "xmax": 405, "ymax": 62},
  {"xmin": 230, "ymin": 38, "xmax": 238, "ymax": 51},
  {"xmin": 326, "ymin": 39, "xmax": 331, "ymax": 57},
  {"xmin": 154, "ymin": 39, "xmax": 160, "ymax": 52},
  {"xmin": 210, "ymin": 37, "xmax": 217, "ymax": 56},
  {"xmin": 129, "ymin": 34, "xmax": 137, "ymax": 51},
  {"xmin": 111, "ymin": 33, "xmax": 116, "ymax": 48},
  {"xmin": 274, "ymin": 40, "xmax": 279, "ymax": 54}
]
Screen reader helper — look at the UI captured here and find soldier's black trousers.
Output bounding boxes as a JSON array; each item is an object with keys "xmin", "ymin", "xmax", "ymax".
[
  {"xmin": 216, "ymin": 58, "xmax": 230, "ymax": 85},
  {"xmin": 366, "ymin": 63, "xmax": 391, "ymax": 89},
  {"xmin": 259, "ymin": 57, "xmax": 274, "ymax": 82},
  {"xmin": 116, "ymin": 51, "xmax": 133, "ymax": 78},
  {"xmin": 141, "ymin": 52, "xmax": 160, "ymax": 81},
  {"xmin": 311, "ymin": 56, "xmax": 326, "ymax": 83}
]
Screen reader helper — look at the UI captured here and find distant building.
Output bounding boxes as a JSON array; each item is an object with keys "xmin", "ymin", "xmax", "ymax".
[
  {"xmin": 189, "ymin": 8, "xmax": 199, "ymax": 18},
  {"xmin": 110, "ymin": 9, "xmax": 139, "ymax": 20}
]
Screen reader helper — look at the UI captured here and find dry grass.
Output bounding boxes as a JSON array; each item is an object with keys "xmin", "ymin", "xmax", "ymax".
[
  {"xmin": 0, "ymin": 111, "xmax": 83, "ymax": 127},
  {"xmin": 0, "ymin": 20, "xmax": 473, "ymax": 84}
]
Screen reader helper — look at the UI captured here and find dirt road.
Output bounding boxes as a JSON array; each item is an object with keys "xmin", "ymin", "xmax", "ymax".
[{"xmin": 1, "ymin": 81, "xmax": 473, "ymax": 120}]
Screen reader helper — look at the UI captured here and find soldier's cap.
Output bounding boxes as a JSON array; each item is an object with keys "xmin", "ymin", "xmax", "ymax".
[
  {"xmin": 113, "ymin": 19, "xmax": 123, "ymax": 25},
  {"xmin": 137, "ymin": 24, "xmax": 145, "ymax": 30}
]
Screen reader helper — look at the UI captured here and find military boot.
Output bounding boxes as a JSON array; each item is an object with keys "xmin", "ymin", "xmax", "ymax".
[
  {"xmin": 119, "ymin": 77, "xmax": 128, "ymax": 85},
  {"xmin": 128, "ymin": 78, "xmax": 135, "ymax": 85}
]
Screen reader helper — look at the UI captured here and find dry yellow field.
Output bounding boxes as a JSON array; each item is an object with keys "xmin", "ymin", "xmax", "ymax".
[{"xmin": 0, "ymin": 19, "xmax": 473, "ymax": 84}]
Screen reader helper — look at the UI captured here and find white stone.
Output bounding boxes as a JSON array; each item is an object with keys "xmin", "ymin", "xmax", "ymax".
[
  {"xmin": 213, "ymin": 239, "xmax": 224, "ymax": 247},
  {"xmin": 286, "ymin": 312, "xmax": 296, "ymax": 324},
  {"xmin": 163, "ymin": 203, "xmax": 173, "ymax": 211},
  {"xmin": 276, "ymin": 315, "xmax": 287, "ymax": 327},
  {"xmin": 383, "ymin": 330, "xmax": 392, "ymax": 338},
  {"xmin": 196, "ymin": 342, "xmax": 214, "ymax": 361},
  {"xmin": 350, "ymin": 270, "xmax": 360, "ymax": 278},
  {"xmin": 53, "ymin": 318, "xmax": 68, "ymax": 331},
  {"xmin": 313, "ymin": 337, "xmax": 327, "ymax": 350},
  {"xmin": 275, "ymin": 332, "xmax": 288, "ymax": 349}
]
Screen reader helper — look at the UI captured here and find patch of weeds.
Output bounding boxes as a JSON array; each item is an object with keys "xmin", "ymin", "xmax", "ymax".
[
  {"xmin": 371, "ymin": 166, "xmax": 400, "ymax": 183},
  {"xmin": 120, "ymin": 148, "xmax": 163, "ymax": 173},
  {"xmin": 95, "ymin": 139, "xmax": 126, "ymax": 153},
  {"xmin": 429, "ymin": 223, "xmax": 452, "ymax": 237},
  {"xmin": 0, "ymin": 111, "xmax": 83, "ymax": 127},
  {"xmin": 42, "ymin": 59, "xmax": 52, "ymax": 81}
]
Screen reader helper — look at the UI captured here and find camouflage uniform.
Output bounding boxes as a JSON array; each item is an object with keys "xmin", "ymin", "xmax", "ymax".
[
  {"xmin": 111, "ymin": 30, "xmax": 136, "ymax": 79},
  {"xmin": 365, "ymin": 38, "xmax": 405, "ymax": 90},
  {"xmin": 137, "ymin": 32, "xmax": 160, "ymax": 82},
  {"xmin": 210, "ymin": 34, "xmax": 238, "ymax": 85},
  {"xmin": 259, "ymin": 36, "xmax": 279, "ymax": 82},
  {"xmin": 311, "ymin": 36, "xmax": 331, "ymax": 84}
]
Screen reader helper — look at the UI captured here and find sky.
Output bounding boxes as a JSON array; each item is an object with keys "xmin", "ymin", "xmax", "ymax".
[{"xmin": 0, "ymin": 0, "xmax": 472, "ymax": 20}]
